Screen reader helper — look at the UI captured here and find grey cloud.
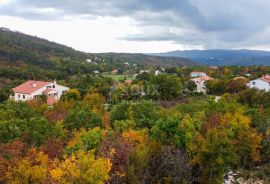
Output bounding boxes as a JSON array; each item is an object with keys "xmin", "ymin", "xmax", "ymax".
[{"xmin": 1, "ymin": 0, "xmax": 270, "ymax": 49}]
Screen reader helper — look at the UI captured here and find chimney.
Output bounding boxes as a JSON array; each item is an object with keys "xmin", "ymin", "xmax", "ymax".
[{"xmin": 32, "ymin": 81, "xmax": 37, "ymax": 88}]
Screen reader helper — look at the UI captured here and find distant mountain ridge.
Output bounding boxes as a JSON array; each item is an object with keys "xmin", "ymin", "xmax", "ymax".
[
  {"xmin": 149, "ymin": 49, "xmax": 270, "ymax": 66},
  {"xmin": 93, "ymin": 52, "xmax": 197, "ymax": 67}
]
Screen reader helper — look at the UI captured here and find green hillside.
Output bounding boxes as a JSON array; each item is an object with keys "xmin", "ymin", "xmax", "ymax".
[
  {"xmin": 0, "ymin": 28, "xmax": 196, "ymax": 81},
  {"xmin": 0, "ymin": 28, "xmax": 97, "ymax": 80}
]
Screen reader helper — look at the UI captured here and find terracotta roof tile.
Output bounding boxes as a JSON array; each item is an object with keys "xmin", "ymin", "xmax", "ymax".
[
  {"xmin": 260, "ymin": 75, "xmax": 270, "ymax": 83},
  {"xmin": 12, "ymin": 80, "xmax": 50, "ymax": 94},
  {"xmin": 192, "ymin": 76, "xmax": 214, "ymax": 82},
  {"xmin": 42, "ymin": 88, "xmax": 56, "ymax": 94}
]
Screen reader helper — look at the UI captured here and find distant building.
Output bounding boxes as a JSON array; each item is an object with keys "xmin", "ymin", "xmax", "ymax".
[
  {"xmin": 139, "ymin": 70, "xmax": 150, "ymax": 74},
  {"xmin": 93, "ymin": 70, "xmax": 100, "ymax": 74},
  {"xmin": 86, "ymin": 59, "xmax": 97, "ymax": 64},
  {"xmin": 11, "ymin": 80, "xmax": 69, "ymax": 106},
  {"xmin": 191, "ymin": 71, "xmax": 207, "ymax": 78},
  {"xmin": 191, "ymin": 76, "xmax": 214, "ymax": 93},
  {"xmin": 209, "ymin": 66, "xmax": 218, "ymax": 69},
  {"xmin": 247, "ymin": 75, "xmax": 270, "ymax": 92},
  {"xmin": 155, "ymin": 70, "xmax": 161, "ymax": 76},
  {"xmin": 86, "ymin": 59, "xmax": 92, "ymax": 63},
  {"xmin": 112, "ymin": 69, "xmax": 119, "ymax": 74},
  {"xmin": 124, "ymin": 62, "xmax": 129, "ymax": 66}
]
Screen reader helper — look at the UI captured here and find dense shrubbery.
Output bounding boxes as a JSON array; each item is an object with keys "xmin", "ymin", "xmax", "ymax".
[{"xmin": 1, "ymin": 87, "xmax": 270, "ymax": 183}]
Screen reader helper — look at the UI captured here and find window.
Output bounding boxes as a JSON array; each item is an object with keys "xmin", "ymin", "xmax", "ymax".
[
  {"xmin": 18, "ymin": 94, "xmax": 20, "ymax": 98},
  {"xmin": 23, "ymin": 95, "xmax": 25, "ymax": 99},
  {"xmin": 252, "ymin": 81, "xmax": 256, "ymax": 85},
  {"xmin": 52, "ymin": 85, "xmax": 55, "ymax": 88}
]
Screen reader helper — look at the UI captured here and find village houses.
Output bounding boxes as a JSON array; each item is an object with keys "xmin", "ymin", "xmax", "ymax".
[
  {"xmin": 11, "ymin": 80, "xmax": 69, "ymax": 106},
  {"xmin": 247, "ymin": 75, "xmax": 270, "ymax": 92},
  {"xmin": 190, "ymin": 71, "xmax": 213, "ymax": 93},
  {"xmin": 191, "ymin": 75, "xmax": 214, "ymax": 93}
]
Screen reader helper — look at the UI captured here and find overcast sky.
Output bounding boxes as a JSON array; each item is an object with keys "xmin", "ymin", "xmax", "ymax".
[{"xmin": 1, "ymin": 0, "xmax": 270, "ymax": 53}]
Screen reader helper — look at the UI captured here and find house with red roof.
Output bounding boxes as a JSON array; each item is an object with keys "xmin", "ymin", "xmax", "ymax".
[
  {"xmin": 191, "ymin": 76, "xmax": 214, "ymax": 93},
  {"xmin": 11, "ymin": 80, "xmax": 69, "ymax": 105},
  {"xmin": 247, "ymin": 75, "xmax": 270, "ymax": 92}
]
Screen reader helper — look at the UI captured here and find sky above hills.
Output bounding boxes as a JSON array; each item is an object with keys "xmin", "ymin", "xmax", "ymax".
[{"xmin": 1, "ymin": 0, "xmax": 270, "ymax": 53}]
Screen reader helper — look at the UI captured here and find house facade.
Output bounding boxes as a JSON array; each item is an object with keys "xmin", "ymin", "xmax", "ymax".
[
  {"xmin": 11, "ymin": 80, "xmax": 69, "ymax": 105},
  {"xmin": 191, "ymin": 71, "xmax": 207, "ymax": 78},
  {"xmin": 191, "ymin": 76, "xmax": 214, "ymax": 93},
  {"xmin": 247, "ymin": 75, "xmax": 270, "ymax": 92},
  {"xmin": 155, "ymin": 70, "xmax": 161, "ymax": 76}
]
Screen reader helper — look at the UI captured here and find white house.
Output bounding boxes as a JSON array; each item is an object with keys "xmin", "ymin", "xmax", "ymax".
[
  {"xmin": 86, "ymin": 59, "xmax": 92, "ymax": 63},
  {"xmin": 139, "ymin": 70, "xmax": 150, "ymax": 74},
  {"xmin": 155, "ymin": 70, "xmax": 161, "ymax": 76},
  {"xmin": 247, "ymin": 75, "xmax": 270, "ymax": 92},
  {"xmin": 191, "ymin": 71, "xmax": 207, "ymax": 78},
  {"xmin": 86, "ymin": 59, "xmax": 97, "ymax": 65},
  {"xmin": 11, "ymin": 80, "xmax": 69, "ymax": 105},
  {"xmin": 209, "ymin": 66, "xmax": 218, "ymax": 69},
  {"xmin": 191, "ymin": 76, "xmax": 214, "ymax": 93}
]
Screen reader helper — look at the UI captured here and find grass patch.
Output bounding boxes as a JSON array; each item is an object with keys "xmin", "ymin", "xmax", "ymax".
[{"xmin": 103, "ymin": 74, "xmax": 134, "ymax": 81}]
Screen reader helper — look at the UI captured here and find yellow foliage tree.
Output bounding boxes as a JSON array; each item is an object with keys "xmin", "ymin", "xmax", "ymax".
[
  {"xmin": 8, "ymin": 149, "xmax": 111, "ymax": 184},
  {"xmin": 224, "ymin": 112, "xmax": 262, "ymax": 165},
  {"xmin": 9, "ymin": 150, "xmax": 49, "ymax": 184},
  {"xmin": 83, "ymin": 92, "xmax": 106, "ymax": 115},
  {"xmin": 51, "ymin": 150, "xmax": 112, "ymax": 184},
  {"xmin": 122, "ymin": 129, "xmax": 148, "ymax": 145}
]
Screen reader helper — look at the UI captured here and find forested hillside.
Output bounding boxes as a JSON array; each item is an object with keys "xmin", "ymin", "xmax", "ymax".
[
  {"xmin": 0, "ymin": 28, "xmax": 195, "ymax": 81},
  {"xmin": 0, "ymin": 27, "xmax": 104, "ymax": 80},
  {"xmin": 94, "ymin": 52, "xmax": 196, "ymax": 67}
]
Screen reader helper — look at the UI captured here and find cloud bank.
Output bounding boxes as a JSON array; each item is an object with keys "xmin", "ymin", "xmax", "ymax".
[{"xmin": 1, "ymin": 0, "xmax": 270, "ymax": 49}]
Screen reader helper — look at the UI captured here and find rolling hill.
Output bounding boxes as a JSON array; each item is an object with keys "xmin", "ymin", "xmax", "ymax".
[
  {"xmin": 93, "ymin": 52, "xmax": 196, "ymax": 67},
  {"xmin": 0, "ymin": 27, "xmax": 196, "ymax": 74},
  {"xmin": 150, "ymin": 49, "xmax": 270, "ymax": 66}
]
